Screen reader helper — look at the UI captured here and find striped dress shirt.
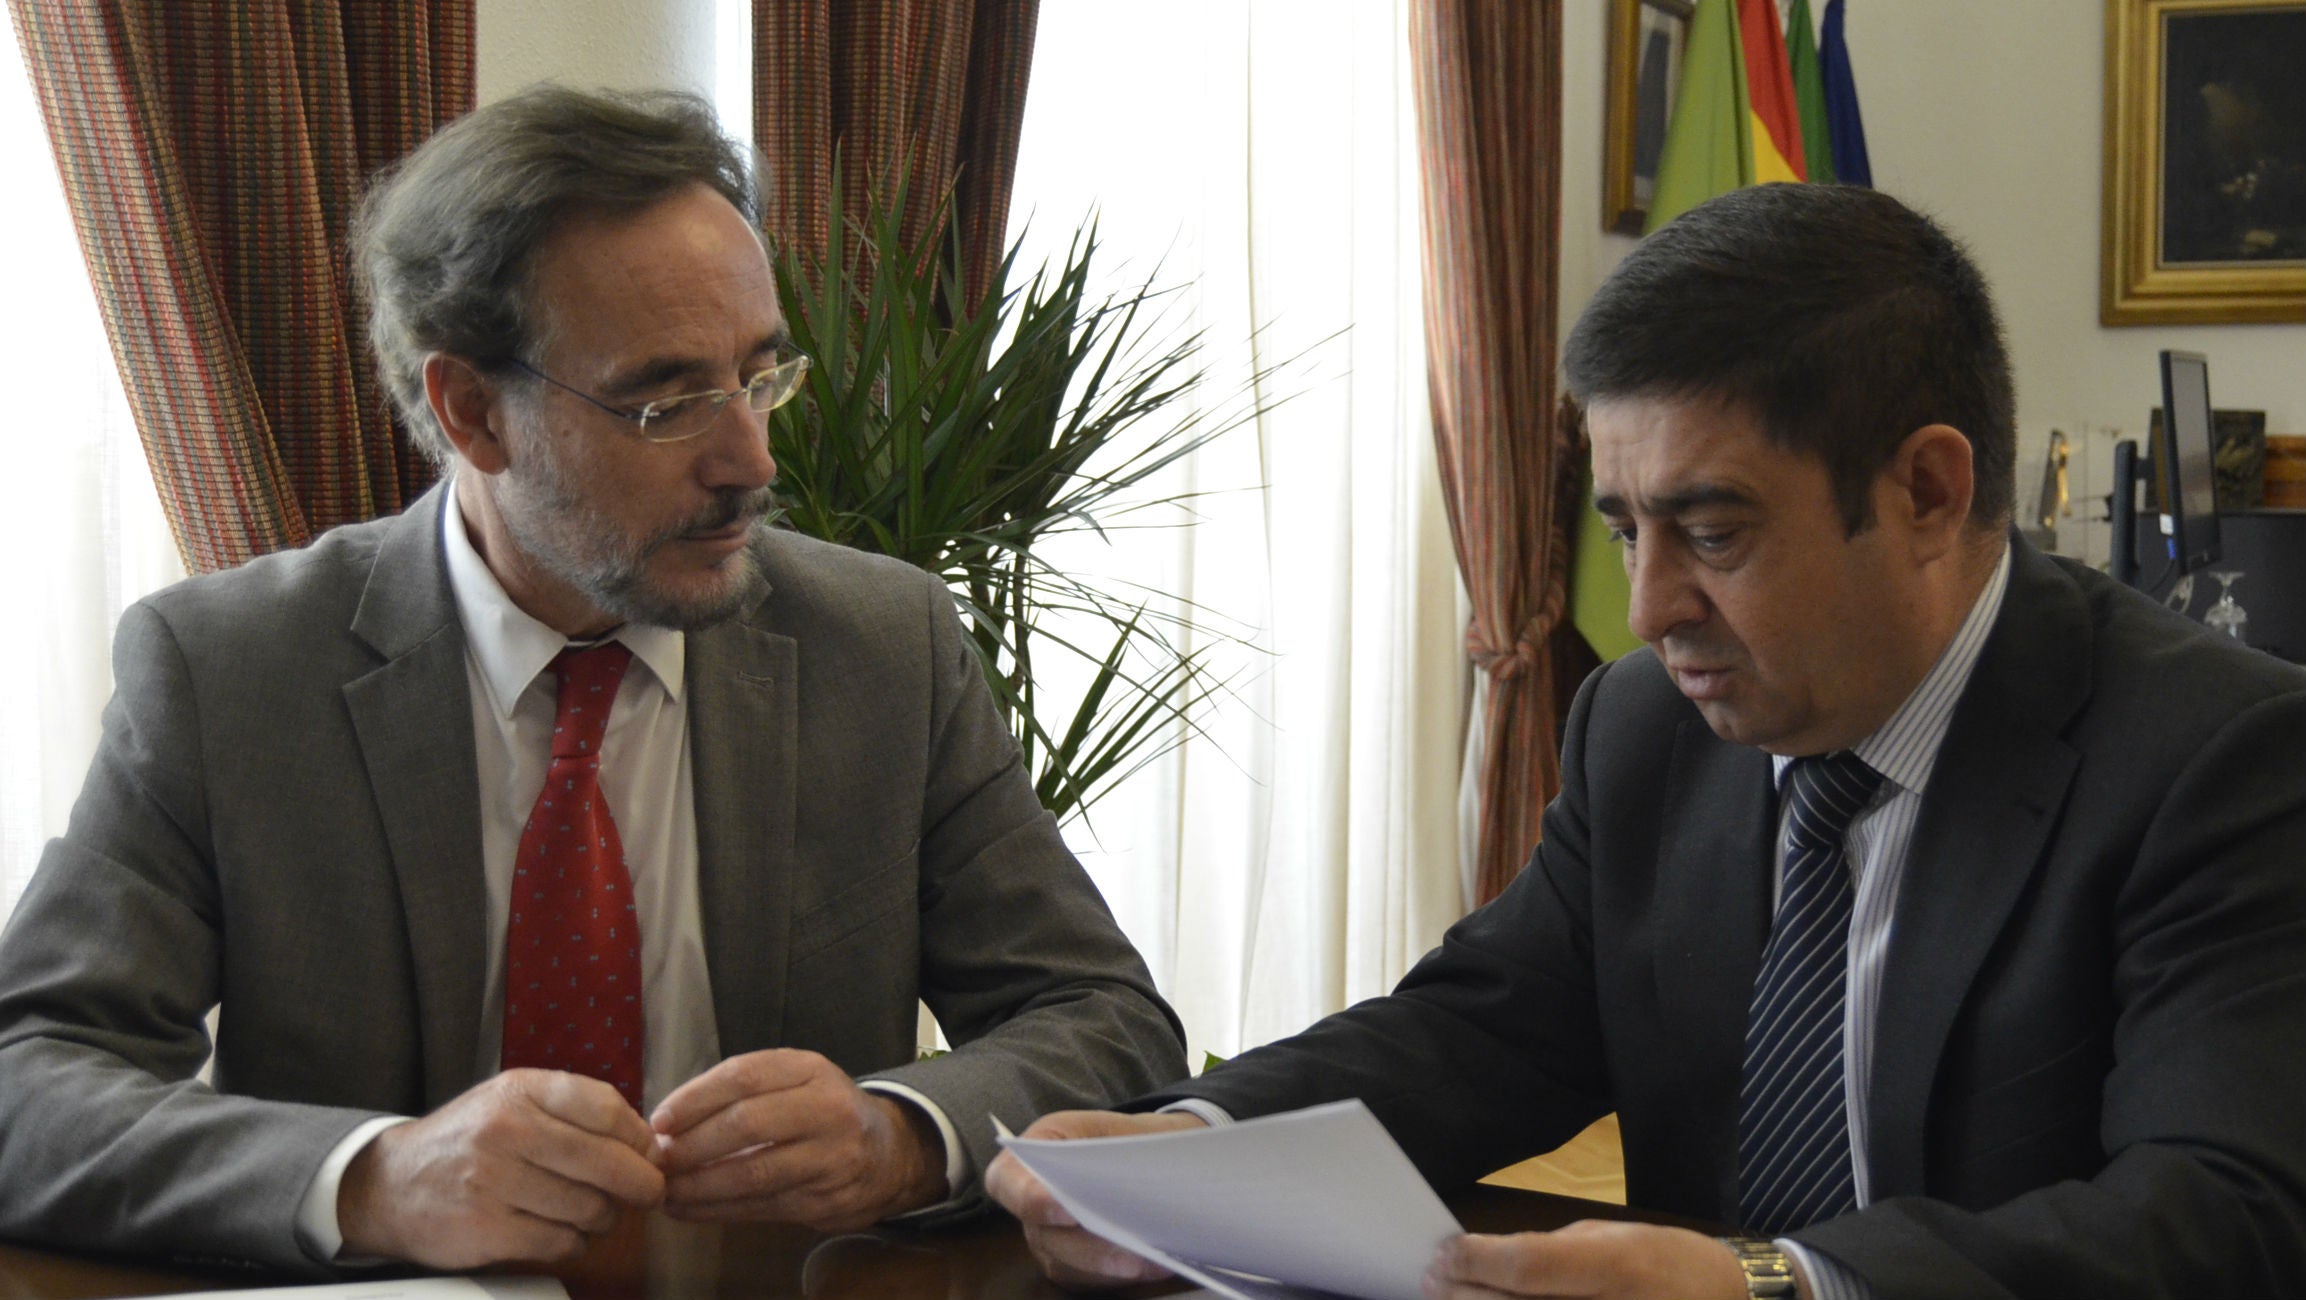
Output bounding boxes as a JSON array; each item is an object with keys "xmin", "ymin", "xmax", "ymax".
[{"xmin": 1775, "ymin": 542, "xmax": 2011, "ymax": 1299}]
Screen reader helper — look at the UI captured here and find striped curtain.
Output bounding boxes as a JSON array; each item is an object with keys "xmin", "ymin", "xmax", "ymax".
[
  {"xmin": 753, "ymin": 0, "xmax": 1037, "ymax": 305},
  {"xmin": 5, "ymin": 1, "xmax": 470, "ymax": 573},
  {"xmin": 1410, "ymin": 0, "xmax": 1581, "ymax": 904}
]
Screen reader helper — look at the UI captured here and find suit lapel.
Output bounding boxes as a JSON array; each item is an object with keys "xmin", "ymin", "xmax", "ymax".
[
  {"xmin": 1652, "ymin": 715, "xmax": 1777, "ymax": 1209},
  {"xmin": 1865, "ymin": 539, "xmax": 2088, "ymax": 1196},
  {"xmin": 342, "ymin": 485, "xmax": 490, "ymax": 1110},
  {"xmin": 685, "ymin": 612, "xmax": 798, "ymax": 1056}
]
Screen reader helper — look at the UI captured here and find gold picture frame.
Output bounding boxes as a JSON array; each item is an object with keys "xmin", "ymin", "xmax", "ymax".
[
  {"xmin": 1605, "ymin": 0, "xmax": 1695, "ymax": 235},
  {"xmin": 2102, "ymin": 0, "xmax": 2306, "ymax": 324}
]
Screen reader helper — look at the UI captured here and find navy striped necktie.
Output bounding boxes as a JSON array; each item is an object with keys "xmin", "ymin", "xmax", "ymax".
[{"xmin": 1738, "ymin": 750, "xmax": 1885, "ymax": 1235}]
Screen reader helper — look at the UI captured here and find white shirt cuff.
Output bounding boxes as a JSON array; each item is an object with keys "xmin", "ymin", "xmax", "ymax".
[
  {"xmin": 295, "ymin": 1116, "xmax": 411, "ymax": 1262},
  {"xmin": 858, "ymin": 1079, "xmax": 965, "ymax": 1213},
  {"xmin": 1781, "ymin": 1238, "xmax": 1871, "ymax": 1300},
  {"xmin": 1156, "ymin": 1097, "xmax": 1234, "ymax": 1127}
]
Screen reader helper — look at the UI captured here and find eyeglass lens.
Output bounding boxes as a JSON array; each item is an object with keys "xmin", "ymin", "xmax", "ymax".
[{"xmin": 636, "ymin": 356, "xmax": 811, "ymax": 442}]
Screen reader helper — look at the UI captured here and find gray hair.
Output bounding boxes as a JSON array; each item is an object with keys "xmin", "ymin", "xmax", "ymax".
[{"xmin": 355, "ymin": 85, "xmax": 761, "ymax": 465}]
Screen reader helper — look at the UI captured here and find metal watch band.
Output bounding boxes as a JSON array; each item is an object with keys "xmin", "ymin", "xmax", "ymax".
[{"xmin": 1719, "ymin": 1236, "xmax": 1799, "ymax": 1299}]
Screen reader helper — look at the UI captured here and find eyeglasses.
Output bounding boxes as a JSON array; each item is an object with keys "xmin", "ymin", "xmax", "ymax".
[{"xmin": 505, "ymin": 351, "xmax": 812, "ymax": 443}]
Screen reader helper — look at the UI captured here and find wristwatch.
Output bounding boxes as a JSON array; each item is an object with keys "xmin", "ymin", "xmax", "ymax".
[{"xmin": 1718, "ymin": 1237, "xmax": 1798, "ymax": 1298}]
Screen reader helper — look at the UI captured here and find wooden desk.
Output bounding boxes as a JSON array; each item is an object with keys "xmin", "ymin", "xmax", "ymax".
[{"xmin": 0, "ymin": 1184, "xmax": 1706, "ymax": 1300}]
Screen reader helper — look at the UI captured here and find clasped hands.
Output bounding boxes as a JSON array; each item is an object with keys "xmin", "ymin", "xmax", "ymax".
[
  {"xmin": 984, "ymin": 1111, "xmax": 1760, "ymax": 1300},
  {"xmin": 338, "ymin": 1049, "xmax": 947, "ymax": 1269}
]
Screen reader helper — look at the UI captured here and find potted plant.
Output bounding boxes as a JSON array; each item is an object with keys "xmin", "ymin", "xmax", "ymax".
[{"xmin": 767, "ymin": 182, "xmax": 1264, "ymax": 824}]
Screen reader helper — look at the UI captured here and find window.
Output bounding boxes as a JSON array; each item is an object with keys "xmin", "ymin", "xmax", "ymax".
[{"xmin": 0, "ymin": 25, "xmax": 184, "ymax": 918}]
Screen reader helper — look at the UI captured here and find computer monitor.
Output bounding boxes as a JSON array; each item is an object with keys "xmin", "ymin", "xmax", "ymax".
[{"xmin": 2157, "ymin": 349, "xmax": 2222, "ymax": 574}]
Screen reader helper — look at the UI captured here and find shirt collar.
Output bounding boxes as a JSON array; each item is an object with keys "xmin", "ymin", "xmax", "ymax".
[
  {"xmin": 440, "ymin": 475, "xmax": 687, "ymax": 719},
  {"xmin": 1773, "ymin": 541, "xmax": 2013, "ymax": 799}
]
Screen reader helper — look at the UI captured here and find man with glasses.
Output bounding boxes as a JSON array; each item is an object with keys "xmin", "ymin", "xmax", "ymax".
[{"xmin": 0, "ymin": 86, "xmax": 1184, "ymax": 1273}]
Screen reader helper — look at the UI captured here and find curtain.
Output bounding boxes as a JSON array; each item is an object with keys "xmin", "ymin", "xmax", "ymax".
[
  {"xmin": 1007, "ymin": 0, "xmax": 1468, "ymax": 1060},
  {"xmin": 753, "ymin": 0, "xmax": 1036, "ymax": 305},
  {"xmin": 1410, "ymin": 0, "xmax": 1575, "ymax": 904},
  {"xmin": 5, "ymin": 1, "xmax": 470, "ymax": 573}
]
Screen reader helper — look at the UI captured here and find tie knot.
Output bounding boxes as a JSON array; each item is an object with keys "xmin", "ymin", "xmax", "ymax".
[
  {"xmin": 1783, "ymin": 750, "xmax": 1885, "ymax": 851},
  {"xmin": 547, "ymin": 642, "xmax": 632, "ymax": 760}
]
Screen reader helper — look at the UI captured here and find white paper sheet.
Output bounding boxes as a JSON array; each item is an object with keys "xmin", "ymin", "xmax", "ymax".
[
  {"xmin": 996, "ymin": 1099, "xmax": 1463, "ymax": 1300},
  {"xmin": 166, "ymin": 1276, "xmax": 567, "ymax": 1300}
]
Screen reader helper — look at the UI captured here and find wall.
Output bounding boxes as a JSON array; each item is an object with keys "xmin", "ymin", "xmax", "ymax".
[
  {"xmin": 476, "ymin": 0, "xmax": 730, "ymax": 109},
  {"xmin": 1560, "ymin": 0, "xmax": 2306, "ymax": 567}
]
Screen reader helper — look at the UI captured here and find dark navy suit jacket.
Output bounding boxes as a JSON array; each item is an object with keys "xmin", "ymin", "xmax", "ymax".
[{"xmin": 1157, "ymin": 538, "xmax": 2306, "ymax": 1299}]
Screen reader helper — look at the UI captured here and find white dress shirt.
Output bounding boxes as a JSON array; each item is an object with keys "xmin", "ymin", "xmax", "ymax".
[
  {"xmin": 442, "ymin": 494, "xmax": 722, "ymax": 1106},
  {"xmin": 293, "ymin": 487, "xmax": 961, "ymax": 1259}
]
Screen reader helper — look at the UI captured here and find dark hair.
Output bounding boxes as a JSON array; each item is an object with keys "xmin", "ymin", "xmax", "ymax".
[
  {"xmin": 354, "ymin": 85, "xmax": 761, "ymax": 464},
  {"xmin": 1563, "ymin": 183, "xmax": 2015, "ymax": 533}
]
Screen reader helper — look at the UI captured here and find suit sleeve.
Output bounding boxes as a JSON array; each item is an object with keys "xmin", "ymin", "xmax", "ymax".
[
  {"xmin": 0, "ymin": 601, "xmax": 383, "ymax": 1274},
  {"xmin": 1135, "ymin": 661, "xmax": 1622, "ymax": 1192},
  {"xmin": 1795, "ymin": 689, "xmax": 2306, "ymax": 1299},
  {"xmin": 857, "ymin": 577, "xmax": 1188, "ymax": 1189}
]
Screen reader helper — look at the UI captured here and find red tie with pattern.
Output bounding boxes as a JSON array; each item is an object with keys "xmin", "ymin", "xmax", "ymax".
[{"xmin": 500, "ymin": 642, "xmax": 646, "ymax": 1110}]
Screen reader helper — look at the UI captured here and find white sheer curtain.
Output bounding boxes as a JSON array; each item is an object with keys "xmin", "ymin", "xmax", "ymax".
[
  {"xmin": 1010, "ymin": 0, "xmax": 1470, "ymax": 1061},
  {"xmin": 0, "ymin": 20, "xmax": 186, "ymax": 921}
]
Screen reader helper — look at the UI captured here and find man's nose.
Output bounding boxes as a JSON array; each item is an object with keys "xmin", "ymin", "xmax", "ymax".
[
  {"xmin": 1624, "ymin": 538, "xmax": 1705, "ymax": 645},
  {"xmin": 696, "ymin": 393, "xmax": 777, "ymax": 490}
]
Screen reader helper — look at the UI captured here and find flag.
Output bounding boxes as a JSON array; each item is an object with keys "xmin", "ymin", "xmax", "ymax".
[
  {"xmin": 1735, "ymin": 0, "xmax": 1808, "ymax": 186},
  {"xmin": 1571, "ymin": 0, "xmax": 1823, "ymax": 662},
  {"xmin": 1639, "ymin": 0, "xmax": 1748, "ymax": 237},
  {"xmin": 1788, "ymin": 0, "xmax": 1836, "ymax": 185},
  {"xmin": 1642, "ymin": 0, "xmax": 1809, "ymax": 230},
  {"xmin": 1821, "ymin": 0, "xmax": 1872, "ymax": 185}
]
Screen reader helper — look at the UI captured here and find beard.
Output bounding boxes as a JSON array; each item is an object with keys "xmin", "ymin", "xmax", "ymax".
[{"xmin": 494, "ymin": 445, "xmax": 780, "ymax": 631}]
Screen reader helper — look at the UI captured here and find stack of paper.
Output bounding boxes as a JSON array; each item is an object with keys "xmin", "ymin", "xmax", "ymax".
[
  {"xmin": 169, "ymin": 1280, "xmax": 565, "ymax": 1300},
  {"xmin": 998, "ymin": 1099, "xmax": 1463, "ymax": 1300}
]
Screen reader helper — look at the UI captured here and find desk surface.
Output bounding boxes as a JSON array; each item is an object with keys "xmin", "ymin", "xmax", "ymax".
[{"xmin": 0, "ymin": 1184, "xmax": 1703, "ymax": 1300}]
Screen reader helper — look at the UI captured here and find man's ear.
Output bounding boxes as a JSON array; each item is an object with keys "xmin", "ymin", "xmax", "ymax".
[
  {"xmin": 422, "ymin": 353, "xmax": 512, "ymax": 474},
  {"xmin": 1887, "ymin": 423, "xmax": 1976, "ymax": 561}
]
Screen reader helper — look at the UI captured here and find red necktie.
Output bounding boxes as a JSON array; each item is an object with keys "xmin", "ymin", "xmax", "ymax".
[{"xmin": 500, "ymin": 642, "xmax": 646, "ymax": 1109}]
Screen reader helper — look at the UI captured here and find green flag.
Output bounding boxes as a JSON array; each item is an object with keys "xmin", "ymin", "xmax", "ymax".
[
  {"xmin": 1570, "ymin": 0, "xmax": 1752, "ymax": 664},
  {"xmin": 1788, "ymin": 0, "xmax": 1836, "ymax": 185},
  {"xmin": 1567, "ymin": 496, "xmax": 1643, "ymax": 663},
  {"xmin": 1643, "ymin": 0, "xmax": 1750, "ymax": 233}
]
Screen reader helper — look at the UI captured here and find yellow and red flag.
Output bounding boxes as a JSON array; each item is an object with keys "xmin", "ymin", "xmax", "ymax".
[{"xmin": 1736, "ymin": 0, "xmax": 1808, "ymax": 186}]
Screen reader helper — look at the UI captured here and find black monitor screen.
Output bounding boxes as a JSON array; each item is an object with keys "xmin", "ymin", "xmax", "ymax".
[{"xmin": 2158, "ymin": 349, "xmax": 2222, "ymax": 574}]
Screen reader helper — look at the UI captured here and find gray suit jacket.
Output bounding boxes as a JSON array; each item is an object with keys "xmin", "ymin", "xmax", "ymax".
[
  {"xmin": 0, "ymin": 484, "xmax": 1185, "ymax": 1272},
  {"xmin": 1155, "ymin": 540, "xmax": 2306, "ymax": 1298}
]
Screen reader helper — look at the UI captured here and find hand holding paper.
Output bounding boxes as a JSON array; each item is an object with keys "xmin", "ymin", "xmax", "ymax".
[
  {"xmin": 994, "ymin": 1100, "xmax": 1464, "ymax": 1300},
  {"xmin": 986, "ymin": 1110, "xmax": 1209, "ymax": 1286}
]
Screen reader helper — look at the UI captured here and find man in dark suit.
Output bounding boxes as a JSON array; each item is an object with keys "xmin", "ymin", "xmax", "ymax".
[
  {"xmin": 988, "ymin": 185, "xmax": 2306, "ymax": 1299},
  {"xmin": 0, "ymin": 87, "xmax": 1184, "ymax": 1274}
]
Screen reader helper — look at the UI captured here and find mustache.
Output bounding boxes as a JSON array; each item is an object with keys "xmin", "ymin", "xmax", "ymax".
[{"xmin": 666, "ymin": 487, "xmax": 781, "ymax": 542}]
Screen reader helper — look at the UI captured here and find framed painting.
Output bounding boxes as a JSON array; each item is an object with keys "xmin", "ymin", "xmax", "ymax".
[
  {"xmin": 2103, "ymin": 0, "xmax": 2306, "ymax": 324},
  {"xmin": 1605, "ymin": 0, "xmax": 1695, "ymax": 235}
]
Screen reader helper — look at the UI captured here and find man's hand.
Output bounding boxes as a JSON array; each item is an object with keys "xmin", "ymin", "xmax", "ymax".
[
  {"xmin": 649, "ymin": 1048, "xmax": 945, "ymax": 1230},
  {"xmin": 983, "ymin": 1109, "xmax": 1209, "ymax": 1287},
  {"xmin": 1424, "ymin": 1221, "xmax": 1759, "ymax": 1300},
  {"xmin": 337, "ymin": 1069, "xmax": 665, "ymax": 1269}
]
